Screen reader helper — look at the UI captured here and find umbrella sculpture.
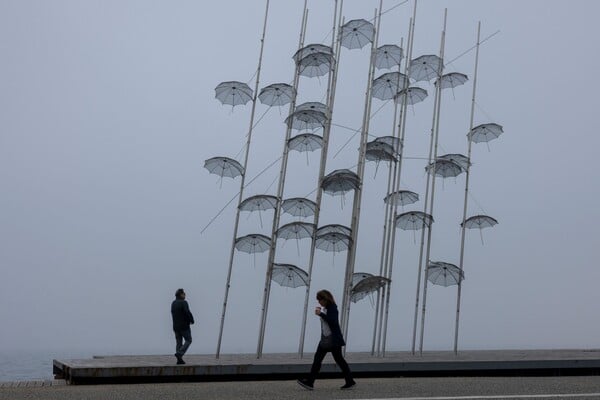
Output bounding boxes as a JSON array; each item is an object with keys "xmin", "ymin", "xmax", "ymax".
[
  {"xmin": 315, "ymin": 231, "xmax": 352, "ymax": 253},
  {"xmin": 204, "ymin": 157, "xmax": 245, "ymax": 187},
  {"xmin": 435, "ymin": 72, "xmax": 469, "ymax": 89},
  {"xmin": 425, "ymin": 159, "xmax": 464, "ymax": 178},
  {"xmin": 374, "ymin": 136, "xmax": 401, "ymax": 153},
  {"xmin": 258, "ymin": 83, "xmax": 296, "ymax": 107},
  {"xmin": 288, "ymin": 133, "xmax": 324, "ymax": 152},
  {"xmin": 281, "ymin": 197, "xmax": 317, "ymax": 219},
  {"xmin": 366, "ymin": 140, "xmax": 398, "ymax": 163},
  {"xmin": 375, "ymin": 44, "xmax": 403, "ymax": 69},
  {"xmin": 352, "ymin": 272, "xmax": 374, "ymax": 287},
  {"xmin": 298, "ymin": 52, "xmax": 335, "ymax": 78},
  {"xmin": 316, "ymin": 224, "xmax": 352, "ymax": 237},
  {"xmin": 296, "ymin": 101, "xmax": 329, "ymax": 114},
  {"xmin": 340, "ymin": 19, "xmax": 375, "ymax": 50},
  {"xmin": 395, "ymin": 211, "xmax": 434, "ymax": 230},
  {"xmin": 384, "ymin": 190, "xmax": 419, "ymax": 207},
  {"xmin": 276, "ymin": 222, "xmax": 315, "ymax": 255},
  {"xmin": 271, "ymin": 263, "xmax": 309, "ymax": 288},
  {"xmin": 214, "ymin": 81, "xmax": 253, "ymax": 106},
  {"xmin": 461, "ymin": 214, "xmax": 498, "ymax": 245},
  {"xmin": 395, "ymin": 87, "xmax": 428, "ymax": 105},
  {"xmin": 293, "ymin": 43, "xmax": 333, "ymax": 64},
  {"xmin": 235, "ymin": 233, "xmax": 272, "ymax": 268},
  {"xmin": 438, "ymin": 153, "xmax": 470, "ymax": 172},
  {"xmin": 351, "ymin": 276, "xmax": 391, "ymax": 303},
  {"xmin": 427, "ymin": 261, "xmax": 464, "ymax": 287},
  {"xmin": 467, "ymin": 123, "xmax": 503, "ymax": 144},
  {"xmin": 285, "ymin": 109, "xmax": 328, "ymax": 131},
  {"xmin": 321, "ymin": 169, "xmax": 361, "ymax": 207},
  {"xmin": 238, "ymin": 194, "xmax": 278, "ymax": 228},
  {"xmin": 372, "ymin": 72, "xmax": 409, "ymax": 101},
  {"xmin": 408, "ymin": 55, "xmax": 443, "ymax": 82}
]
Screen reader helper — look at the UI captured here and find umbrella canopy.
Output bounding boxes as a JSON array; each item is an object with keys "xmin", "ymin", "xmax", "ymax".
[
  {"xmin": 372, "ymin": 72, "xmax": 409, "ymax": 100},
  {"xmin": 276, "ymin": 221, "xmax": 315, "ymax": 241},
  {"xmin": 374, "ymin": 136, "xmax": 400, "ymax": 153},
  {"xmin": 340, "ymin": 19, "xmax": 375, "ymax": 50},
  {"xmin": 298, "ymin": 52, "xmax": 334, "ymax": 78},
  {"xmin": 296, "ymin": 101, "xmax": 329, "ymax": 114},
  {"xmin": 462, "ymin": 215, "xmax": 498, "ymax": 229},
  {"xmin": 285, "ymin": 109, "xmax": 328, "ymax": 131},
  {"xmin": 395, "ymin": 87, "xmax": 428, "ymax": 105},
  {"xmin": 438, "ymin": 154, "xmax": 470, "ymax": 171},
  {"xmin": 427, "ymin": 261, "xmax": 464, "ymax": 287},
  {"xmin": 366, "ymin": 141, "xmax": 398, "ymax": 163},
  {"xmin": 234, "ymin": 234, "xmax": 271, "ymax": 253},
  {"xmin": 384, "ymin": 190, "xmax": 419, "ymax": 206},
  {"xmin": 468, "ymin": 123, "xmax": 503, "ymax": 143},
  {"xmin": 214, "ymin": 81, "xmax": 253, "ymax": 106},
  {"xmin": 436, "ymin": 72, "xmax": 468, "ymax": 89},
  {"xmin": 204, "ymin": 157, "xmax": 244, "ymax": 178},
  {"xmin": 395, "ymin": 211, "xmax": 434, "ymax": 230},
  {"xmin": 258, "ymin": 83, "xmax": 296, "ymax": 107},
  {"xmin": 288, "ymin": 133, "xmax": 323, "ymax": 153},
  {"xmin": 352, "ymin": 272, "xmax": 374, "ymax": 287},
  {"xmin": 408, "ymin": 55, "xmax": 443, "ymax": 82},
  {"xmin": 271, "ymin": 263, "xmax": 309, "ymax": 288},
  {"xmin": 375, "ymin": 44, "xmax": 403, "ymax": 69},
  {"xmin": 281, "ymin": 197, "xmax": 317, "ymax": 218},
  {"xmin": 293, "ymin": 43, "xmax": 333, "ymax": 64},
  {"xmin": 351, "ymin": 276, "xmax": 391, "ymax": 303},
  {"xmin": 316, "ymin": 224, "xmax": 352, "ymax": 237},
  {"xmin": 315, "ymin": 232, "xmax": 352, "ymax": 252},
  {"xmin": 426, "ymin": 159, "xmax": 464, "ymax": 178},
  {"xmin": 321, "ymin": 169, "xmax": 361, "ymax": 196},
  {"xmin": 239, "ymin": 194, "xmax": 278, "ymax": 212}
]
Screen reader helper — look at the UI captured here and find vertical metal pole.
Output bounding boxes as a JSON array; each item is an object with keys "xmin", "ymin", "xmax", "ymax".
[
  {"xmin": 299, "ymin": 0, "xmax": 343, "ymax": 358},
  {"xmin": 256, "ymin": 1, "xmax": 309, "ymax": 358},
  {"xmin": 341, "ymin": 3, "xmax": 382, "ymax": 344},
  {"xmin": 419, "ymin": 9, "xmax": 448, "ymax": 355},
  {"xmin": 454, "ymin": 21, "xmax": 481, "ymax": 355},
  {"xmin": 216, "ymin": 0, "xmax": 271, "ymax": 359}
]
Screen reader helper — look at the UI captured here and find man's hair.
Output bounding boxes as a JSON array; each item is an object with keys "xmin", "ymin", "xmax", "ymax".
[
  {"xmin": 316, "ymin": 289, "xmax": 336, "ymax": 306},
  {"xmin": 175, "ymin": 288, "xmax": 185, "ymax": 299}
]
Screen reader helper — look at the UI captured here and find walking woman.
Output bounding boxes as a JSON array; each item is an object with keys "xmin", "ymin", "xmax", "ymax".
[{"xmin": 297, "ymin": 289, "xmax": 356, "ymax": 390}]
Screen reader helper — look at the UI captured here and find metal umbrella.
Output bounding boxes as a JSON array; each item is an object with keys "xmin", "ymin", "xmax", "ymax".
[
  {"xmin": 435, "ymin": 72, "xmax": 468, "ymax": 89},
  {"xmin": 374, "ymin": 136, "xmax": 400, "ymax": 153},
  {"xmin": 298, "ymin": 52, "xmax": 334, "ymax": 78},
  {"xmin": 375, "ymin": 44, "xmax": 403, "ymax": 69},
  {"xmin": 384, "ymin": 190, "xmax": 419, "ymax": 207},
  {"xmin": 285, "ymin": 109, "xmax": 327, "ymax": 131},
  {"xmin": 408, "ymin": 55, "xmax": 443, "ymax": 82},
  {"xmin": 351, "ymin": 276, "xmax": 391, "ymax": 303},
  {"xmin": 239, "ymin": 194, "xmax": 278, "ymax": 228},
  {"xmin": 438, "ymin": 153, "xmax": 470, "ymax": 172},
  {"xmin": 293, "ymin": 43, "xmax": 333, "ymax": 64},
  {"xmin": 352, "ymin": 272, "xmax": 374, "ymax": 287},
  {"xmin": 315, "ymin": 231, "xmax": 352, "ymax": 252},
  {"xmin": 258, "ymin": 83, "xmax": 296, "ymax": 107},
  {"xmin": 467, "ymin": 123, "xmax": 503, "ymax": 144},
  {"xmin": 235, "ymin": 234, "xmax": 271, "ymax": 253},
  {"xmin": 340, "ymin": 19, "xmax": 375, "ymax": 50},
  {"xmin": 204, "ymin": 157, "xmax": 244, "ymax": 180},
  {"xmin": 276, "ymin": 221, "xmax": 315, "ymax": 255},
  {"xmin": 272, "ymin": 263, "xmax": 309, "ymax": 288},
  {"xmin": 427, "ymin": 261, "xmax": 464, "ymax": 287},
  {"xmin": 395, "ymin": 87, "xmax": 428, "ymax": 105},
  {"xmin": 372, "ymin": 72, "xmax": 409, "ymax": 100},
  {"xmin": 316, "ymin": 224, "xmax": 352, "ymax": 237},
  {"xmin": 366, "ymin": 141, "xmax": 397, "ymax": 162},
  {"xmin": 425, "ymin": 159, "xmax": 464, "ymax": 178},
  {"xmin": 288, "ymin": 134, "xmax": 323, "ymax": 156},
  {"xmin": 281, "ymin": 197, "xmax": 317, "ymax": 219},
  {"xmin": 395, "ymin": 211, "xmax": 434, "ymax": 231},
  {"xmin": 321, "ymin": 169, "xmax": 361, "ymax": 197},
  {"xmin": 214, "ymin": 81, "xmax": 253, "ymax": 106},
  {"xmin": 461, "ymin": 214, "xmax": 498, "ymax": 245},
  {"xmin": 296, "ymin": 101, "xmax": 328, "ymax": 114}
]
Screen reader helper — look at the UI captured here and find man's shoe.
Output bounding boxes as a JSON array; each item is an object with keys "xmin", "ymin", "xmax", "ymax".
[
  {"xmin": 340, "ymin": 380, "xmax": 356, "ymax": 390},
  {"xmin": 297, "ymin": 379, "xmax": 314, "ymax": 390},
  {"xmin": 175, "ymin": 353, "xmax": 185, "ymax": 365}
]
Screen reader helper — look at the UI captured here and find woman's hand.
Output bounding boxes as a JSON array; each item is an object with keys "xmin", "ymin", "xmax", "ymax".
[{"xmin": 314, "ymin": 306, "xmax": 322, "ymax": 315}]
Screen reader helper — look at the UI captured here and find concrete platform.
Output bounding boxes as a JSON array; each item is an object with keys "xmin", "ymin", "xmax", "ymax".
[{"xmin": 53, "ymin": 349, "xmax": 600, "ymax": 384}]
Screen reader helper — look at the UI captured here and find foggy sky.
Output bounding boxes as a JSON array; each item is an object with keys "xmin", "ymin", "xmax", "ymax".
[{"xmin": 1, "ymin": 0, "xmax": 599, "ymax": 357}]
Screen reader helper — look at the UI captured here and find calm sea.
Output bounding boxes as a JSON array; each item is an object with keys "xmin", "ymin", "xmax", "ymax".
[{"xmin": 0, "ymin": 350, "xmax": 95, "ymax": 382}]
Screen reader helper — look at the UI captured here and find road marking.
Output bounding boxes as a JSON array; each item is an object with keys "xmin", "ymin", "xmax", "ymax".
[{"xmin": 357, "ymin": 395, "xmax": 600, "ymax": 400}]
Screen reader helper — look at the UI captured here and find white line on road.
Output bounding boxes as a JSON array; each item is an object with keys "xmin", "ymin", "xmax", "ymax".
[{"xmin": 356, "ymin": 394, "xmax": 600, "ymax": 400}]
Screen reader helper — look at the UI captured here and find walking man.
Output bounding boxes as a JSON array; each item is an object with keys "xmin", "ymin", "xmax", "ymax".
[{"xmin": 171, "ymin": 288, "xmax": 194, "ymax": 364}]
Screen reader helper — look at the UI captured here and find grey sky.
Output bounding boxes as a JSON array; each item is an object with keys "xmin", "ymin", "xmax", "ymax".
[{"xmin": 0, "ymin": 0, "xmax": 599, "ymax": 356}]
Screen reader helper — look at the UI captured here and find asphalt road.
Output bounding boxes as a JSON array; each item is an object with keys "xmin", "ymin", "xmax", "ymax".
[{"xmin": 2, "ymin": 376, "xmax": 600, "ymax": 400}]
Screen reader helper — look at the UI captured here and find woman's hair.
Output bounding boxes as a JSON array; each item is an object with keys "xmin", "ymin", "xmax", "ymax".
[{"xmin": 316, "ymin": 289, "xmax": 336, "ymax": 306}]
